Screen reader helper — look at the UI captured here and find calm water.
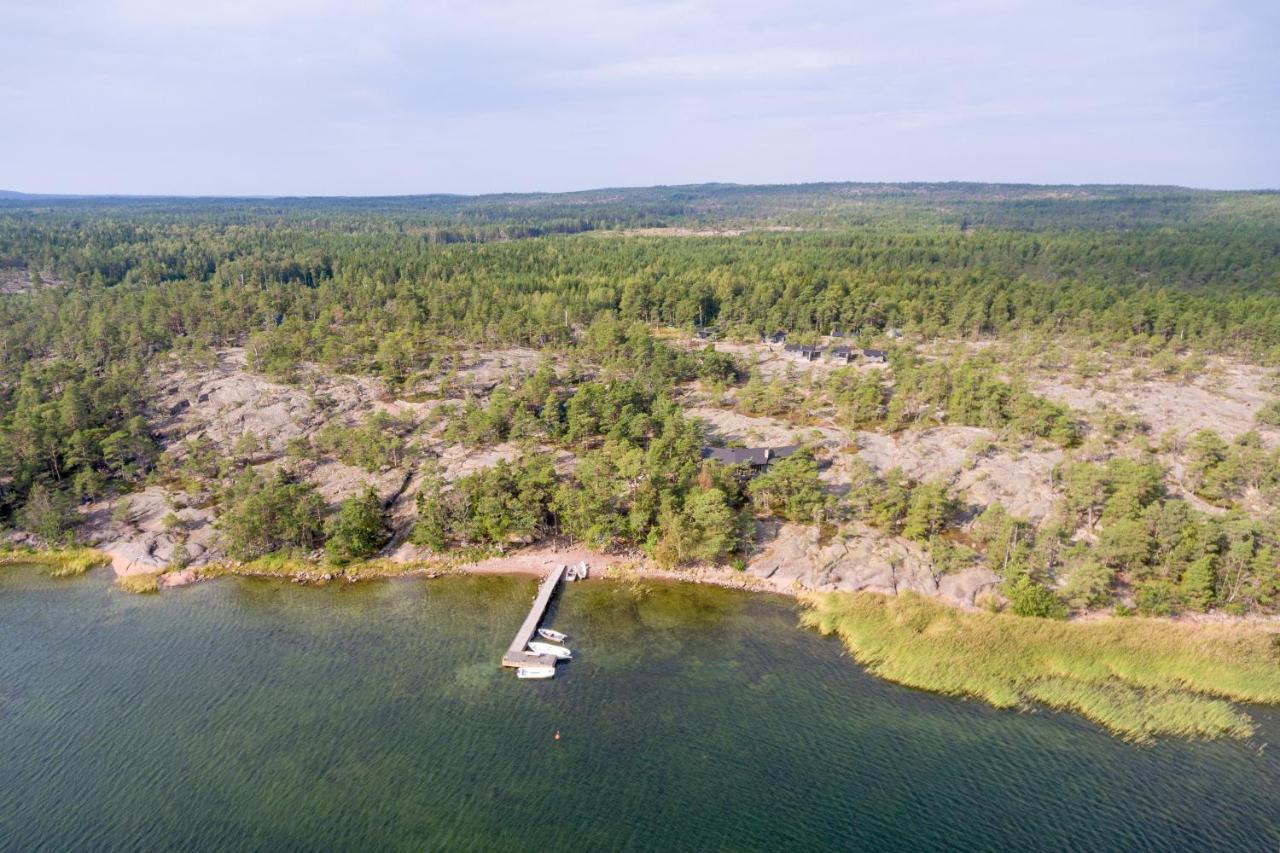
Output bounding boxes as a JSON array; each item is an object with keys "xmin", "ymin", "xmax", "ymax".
[{"xmin": 1, "ymin": 565, "xmax": 1277, "ymax": 852}]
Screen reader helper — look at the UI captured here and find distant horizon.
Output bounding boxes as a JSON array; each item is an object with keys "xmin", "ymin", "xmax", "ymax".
[
  {"xmin": 3, "ymin": 1, "xmax": 1276, "ymax": 195},
  {"xmin": 4, "ymin": 177, "xmax": 1279, "ymax": 201}
]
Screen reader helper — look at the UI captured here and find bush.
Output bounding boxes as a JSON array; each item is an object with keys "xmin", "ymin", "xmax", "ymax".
[
  {"xmin": 651, "ymin": 487, "xmax": 742, "ymax": 567},
  {"xmin": 1255, "ymin": 399, "xmax": 1280, "ymax": 427},
  {"xmin": 1135, "ymin": 579, "xmax": 1181, "ymax": 617},
  {"xmin": 1005, "ymin": 575, "xmax": 1068, "ymax": 619},
  {"xmin": 325, "ymin": 487, "xmax": 390, "ymax": 564},
  {"xmin": 218, "ymin": 469, "xmax": 327, "ymax": 560},
  {"xmin": 18, "ymin": 483, "xmax": 76, "ymax": 545},
  {"xmin": 746, "ymin": 450, "xmax": 829, "ymax": 523}
]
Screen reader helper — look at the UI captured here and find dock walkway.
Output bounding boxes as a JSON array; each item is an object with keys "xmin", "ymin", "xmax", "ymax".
[{"xmin": 501, "ymin": 564, "xmax": 566, "ymax": 668}]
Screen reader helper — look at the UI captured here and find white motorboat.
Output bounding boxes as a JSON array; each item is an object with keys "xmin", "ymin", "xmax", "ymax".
[
  {"xmin": 537, "ymin": 627, "xmax": 568, "ymax": 643},
  {"xmin": 528, "ymin": 641, "xmax": 572, "ymax": 660},
  {"xmin": 517, "ymin": 666, "xmax": 556, "ymax": 679}
]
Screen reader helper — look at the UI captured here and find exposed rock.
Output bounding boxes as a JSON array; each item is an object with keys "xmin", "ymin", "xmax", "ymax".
[
  {"xmin": 852, "ymin": 427, "xmax": 1060, "ymax": 521},
  {"xmin": 744, "ymin": 521, "xmax": 999, "ymax": 608}
]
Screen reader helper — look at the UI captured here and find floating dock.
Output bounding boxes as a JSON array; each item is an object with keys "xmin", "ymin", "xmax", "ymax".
[{"xmin": 501, "ymin": 564, "xmax": 566, "ymax": 668}]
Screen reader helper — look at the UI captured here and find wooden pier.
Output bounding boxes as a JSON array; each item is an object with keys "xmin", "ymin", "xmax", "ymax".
[{"xmin": 501, "ymin": 564, "xmax": 566, "ymax": 668}]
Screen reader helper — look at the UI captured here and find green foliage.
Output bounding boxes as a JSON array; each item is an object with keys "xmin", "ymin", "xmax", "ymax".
[
  {"xmin": 1005, "ymin": 575, "xmax": 1068, "ymax": 619},
  {"xmin": 1059, "ymin": 457, "xmax": 1165, "ymax": 528},
  {"xmin": 1256, "ymin": 399, "xmax": 1280, "ymax": 427},
  {"xmin": 0, "ymin": 359, "xmax": 158, "ymax": 527},
  {"xmin": 413, "ymin": 456, "xmax": 556, "ymax": 549},
  {"xmin": 217, "ymin": 469, "xmax": 327, "ymax": 560},
  {"xmin": 1134, "ymin": 579, "xmax": 1182, "ymax": 617},
  {"xmin": 844, "ymin": 462, "xmax": 913, "ymax": 531},
  {"xmin": 804, "ymin": 591, "xmax": 1280, "ymax": 741},
  {"xmin": 885, "ymin": 352, "xmax": 1079, "ymax": 446},
  {"xmin": 746, "ymin": 450, "xmax": 829, "ymax": 523},
  {"xmin": 17, "ymin": 482, "xmax": 76, "ymax": 545},
  {"xmin": 901, "ymin": 481, "xmax": 957, "ymax": 542},
  {"xmin": 652, "ymin": 487, "xmax": 742, "ymax": 568},
  {"xmin": 827, "ymin": 368, "xmax": 888, "ymax": 427},
  {"xmin": 1184, "ymin": 429, "xmax": 1280, "ymax": 505},
  {"xmin": 736, "ymin": 372, "xmax": 797, "ymax": 417},
  {"xmin": 314, "ymin": 412, "xmax": 410, "ymax": 472},
  {"xmin": 325, "ymin": 487, "xmax": 390, "ymax": 564},
  {"xmin": 1061, "ymin": 559, "xmax": 1116, "ymax": 611}
]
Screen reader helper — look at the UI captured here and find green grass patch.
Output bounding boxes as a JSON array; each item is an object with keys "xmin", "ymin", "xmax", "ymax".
[
  {"xmin": 115, "ymin": 573, "xmax": 161, "ymax": 594},
  {"xmin": 0, "ymin": 547, "xmax": 111, "ymax": 578},
  {"xmin": 801, "ymin": 591, "xmax": 1280, "ymax": 742},
  {"xmin": 202, "ymin": 551, "xmax": 449, "ymax": 583}
]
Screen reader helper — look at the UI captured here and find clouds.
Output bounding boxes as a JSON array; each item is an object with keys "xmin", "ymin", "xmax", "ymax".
[{"xmin": 0, "ymin": 0, "xmax": 1275, "ymax": 193}]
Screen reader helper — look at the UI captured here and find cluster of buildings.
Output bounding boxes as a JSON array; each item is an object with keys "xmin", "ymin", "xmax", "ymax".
[
  {"xmin": 781, "ymin": 342, "xmax": 886, "ymax": 364},
  {"xmin": 693, "ymin": 327, "xmax": 893, "ymax": 365}
]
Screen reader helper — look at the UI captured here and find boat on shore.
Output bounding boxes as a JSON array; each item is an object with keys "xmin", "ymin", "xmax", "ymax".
[
  {"xmin": 537, "ymin": 627, "xmax": 568, "ymax": 643},
  {"xmin": 528, "ymin": 641, "xmax": 572, "ymax": 660},
  {"xmin": 517, "ymin": 666, "xmax": 556, "ymax": 680}
]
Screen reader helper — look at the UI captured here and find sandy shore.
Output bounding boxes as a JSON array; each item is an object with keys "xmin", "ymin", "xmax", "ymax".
[
  {"xmin": 401, "ymin": 541, "xmax": 801, "ymax": 597},
  {"xmin": 104, "ymin": 539, "xmax": 803, "ymax": 599}
]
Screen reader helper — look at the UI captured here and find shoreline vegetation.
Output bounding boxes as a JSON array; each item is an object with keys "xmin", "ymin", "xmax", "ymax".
[
  {"xmin": 2, "ymin": 185, "xmax": 1278, "ymax": 746},
  {"xmin": 802, "ymin": 591, "xmax": 1280, "ymax": 742},
  {"xmin": 0, "ymin": 546, "xmax": 111, "ymax": 578},
  {"xmin": 7, "ymin": 544, "xmax": 1277, "ymax": 742}
]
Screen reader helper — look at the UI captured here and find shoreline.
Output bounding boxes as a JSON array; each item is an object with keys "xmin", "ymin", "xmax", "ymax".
[
  {"xmin": 8, "ymin": 542, "xmax": 1280, "ymax": 629},
  {"xmin": 7, "ymin": 543, "xmax": 1278, "ymax": 742}
]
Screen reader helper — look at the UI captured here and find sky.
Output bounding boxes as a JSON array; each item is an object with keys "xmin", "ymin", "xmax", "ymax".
[{"xmin": 1, "ymin": 0, "xmax": 1277, "ymax": 195}]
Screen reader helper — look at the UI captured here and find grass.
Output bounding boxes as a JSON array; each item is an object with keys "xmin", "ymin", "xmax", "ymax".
[
  {"xmin": 116, "ymin": 573, "xmax": 161, "ymax": 594},
  {"xmin": 0, "ymin": 547, "xmax": 111, "ymax": 578},
  {"xmin": 801, "ymin": 591, "xmax": 1280, "ymax": 742},
  {"xmin": 202, "ymin": 552, "xmax": 447, "ymax": 582}
]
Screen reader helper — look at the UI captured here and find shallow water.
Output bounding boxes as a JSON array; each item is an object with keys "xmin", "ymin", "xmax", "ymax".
[{"xmin": 1, "ymin": 565, "xmax": 1277, "ymax": 851}]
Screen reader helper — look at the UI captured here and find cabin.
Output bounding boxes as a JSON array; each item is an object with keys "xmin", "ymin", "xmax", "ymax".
[
  {"xmin": 702, "ymin": 446, "xmax": 771, "ymax": 468},
  {"xmin": 862, "ymin": 348, "xmax": 888, "ymax": 364},
  {"xmin": 783, "ymin": 343, "xmax": 823, "ymax": 362},
  {"xmin": 827, "ymin": 346, "xmax": 856, "ymax": 364},
  {"xmin": 702, "ymin": 445, "xmax": 801, "ymax": 472},
  {"xmin": 695, "ymin": 327, "xmax": 718, "ymax": 341},
  {"xmin": 766, "ymin": 331, "xmax": 787, "ymax": 344},
  {"xmin": 829, "ymin": 324, "xmax": 845, "ymax": 338}
]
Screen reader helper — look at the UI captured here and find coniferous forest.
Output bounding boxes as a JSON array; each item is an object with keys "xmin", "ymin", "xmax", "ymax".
[{"xmin": 2, "ymin": 183, "xmax": 1278, "ymax": 617}]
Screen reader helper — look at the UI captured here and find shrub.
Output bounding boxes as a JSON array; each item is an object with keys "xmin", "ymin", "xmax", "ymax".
[
  {"xmin": 746, "ymin": 450, "xmax": 829, "ymax": 523},
  {"xmin": 1005, "ymin": 575, "xmax": 1068, "ymax": 619},
  {"xmin": 217, "ymin": 469, "xmax": 327, "ymax": 560},
  {"xmin": 325, "ymin": 487, "xmax": 390, "ymax": 564}
]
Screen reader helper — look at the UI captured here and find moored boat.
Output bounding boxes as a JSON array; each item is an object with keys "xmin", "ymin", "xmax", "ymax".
[
  {"xmin": 517, "ymin": 666, "xmax": 556, "ymax": 679},
  {"xmin": 537, "ymin": 627, "xmax": 568, "ymax": 643},
  {"xmin": 528, "ymin": 641, "xmax": 572, "ymax": 659}
]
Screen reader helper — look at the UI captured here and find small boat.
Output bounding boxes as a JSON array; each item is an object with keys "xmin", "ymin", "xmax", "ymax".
[
  {"xmin": 537, "ymin": 627, "xmax": 568, "ymax": 643},
  {"xmin": 517, "ymin": 666, "xmax": 555, "ymax": 680},
  {"xmin": 528, "ymin": 641, "xmax": 572, "ymax": 660}
]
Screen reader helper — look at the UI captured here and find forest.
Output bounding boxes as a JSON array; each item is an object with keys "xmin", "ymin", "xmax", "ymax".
[{"xmin": 1, "ymin": 183, "xmax": 1277, "ymax": 616}]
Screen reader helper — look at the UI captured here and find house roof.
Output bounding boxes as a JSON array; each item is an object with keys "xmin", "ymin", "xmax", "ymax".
[
  {"xmin": 703, "ymin": 446, "xmax": 771, "ymax": 467},
  {"xmin": 828, "ymin": 346, "xmax": 855, "ymax": 357},
  {"xmin": 863, "ymin": 348, "xmax": 887, "ymax": 359},
  {"xmin": 702, "ymin": 445, "xmax": 803, "ymax": 467}
]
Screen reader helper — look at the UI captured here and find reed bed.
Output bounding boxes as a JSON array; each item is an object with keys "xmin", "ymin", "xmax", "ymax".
[
  {"xmin": 801, "ymin": 591, "xmax": 1280, "ymax": 741},
  {"xmin": 1, "ymin": 547, "xmax": 111, "ymax": 578},
  {"xmin": 115, "ymin": 573, "xmax": 161, "ymax": 594}
]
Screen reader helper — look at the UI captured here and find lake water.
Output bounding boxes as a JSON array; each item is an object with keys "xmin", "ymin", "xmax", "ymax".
[{"xmin": 1, "ymin": 564, "xmax": 1277, "ymax": 851}]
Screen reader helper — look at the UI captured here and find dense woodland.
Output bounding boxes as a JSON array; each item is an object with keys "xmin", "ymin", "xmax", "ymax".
[{"xmin": 1, "ymin": 183, "xmax": 1278, "ymax": 615}]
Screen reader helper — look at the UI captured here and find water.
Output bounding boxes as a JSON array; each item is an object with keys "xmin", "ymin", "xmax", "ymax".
[{"xmin": 1, "ymin": 564, "xmax": 1277, "ymax": 852}]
